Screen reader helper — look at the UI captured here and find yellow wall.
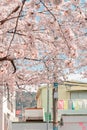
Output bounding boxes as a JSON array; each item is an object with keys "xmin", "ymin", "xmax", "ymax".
[
  {"xmin": 36, "ymin": 84, "xmax": 70, "ymax": 111},
  {"xmin": 36, "ymin": 85, "xmax": 52, "ymax": 112},
  {"xmin": 58, "ymin": 85, "xmax": 70, "ymax": 99},
  {"xmin": 37, "ymin": 94, "xmax": 42, "ymax": 108},
  {"xmin": 36, "ymin": 82, "xmax": 87, "ymax": 110},
  {"xmin": 36, "ymin": 82, "xmax": 87, "ymax": 121}
]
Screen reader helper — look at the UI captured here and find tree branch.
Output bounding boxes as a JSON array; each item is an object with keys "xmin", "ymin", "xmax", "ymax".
[
  {"xmin": 40, "ymin": 0, "xmax": 70, "ymax": 49},
  {"xmin": 7, "ymin": 30, "xmax": 26, "ymax": 36},
  {"xmin": 0, "ymin": 5, "xmax": 20, "ymax": 25},
  {"xmin": 10, "ymin": 60, "xmax": 16, "ymax": 73},
  {"xmin": 0, "ymin": 56, "xmax": 16, "ymax": 73},
  {"xmin": 7, "ymin": 0, "xmax": 26, "ymax": 54}
]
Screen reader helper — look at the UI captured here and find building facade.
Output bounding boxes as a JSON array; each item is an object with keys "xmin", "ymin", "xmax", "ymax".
[
  {"xmin": 0, "ymin": 85, "xmax": 16, "ymax": 130},
  {"xmin": 36, "ymin": 81, "xmax": 87, "ymax": 121}
]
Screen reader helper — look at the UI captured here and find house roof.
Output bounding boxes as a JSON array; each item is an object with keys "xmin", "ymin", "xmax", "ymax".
[{"xmin": 64, "ymin": 81, "xmax": 87, "ymax": 87}]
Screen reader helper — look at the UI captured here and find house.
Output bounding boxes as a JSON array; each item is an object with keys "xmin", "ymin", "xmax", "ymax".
[
  {"xmin": 36, "ymin": 84, "xmax": 52, "ymax": 121},
  {"xmin": 36, "ymin": 81, "xmax": 87, "ymax": 121},
  {"xmin": 0, "ymin": 85, "xmax": 16, "ymax": 130}
]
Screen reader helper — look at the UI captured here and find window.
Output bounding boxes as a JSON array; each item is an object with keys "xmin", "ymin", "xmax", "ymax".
[{"xmin": 71, "ymin": 91, "xmax": 87, "ymax": 99}]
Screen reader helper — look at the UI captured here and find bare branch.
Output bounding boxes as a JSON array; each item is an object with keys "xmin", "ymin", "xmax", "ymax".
[
  {"xmin": 40, "ymin": 0, "xmax": 70, "ymax": 49},
  {"xmin": 10, "ymin": 60, "xmax": 16, "ymax": 74},
  {"xmin": 7, "ymin": 0, "xmax": 27, "ymax": 53},
  {"xmin": 0, "ymin": 56, "xmax": 16, "ymax": 73},
  {"xmin": 11, "ymin": 5, "xmax": 20, "ymax": 14},
  {"xmin": 7, "ymin": 30, "xmax": 26, "ymax": 36},
  {"xmin": 16, "ymin": 81, "xmax": 21, "ymax": 89},
  {"xmin": 0, "ymin": 5, "xmax": 20, "ymax": 25}
]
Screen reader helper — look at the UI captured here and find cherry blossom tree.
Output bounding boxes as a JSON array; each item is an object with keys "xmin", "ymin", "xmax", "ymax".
[{"xmin": 0, "ymin": 0, "xmax": 87, "ymax": 90}]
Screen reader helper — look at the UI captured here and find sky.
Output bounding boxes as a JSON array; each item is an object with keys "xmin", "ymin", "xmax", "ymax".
[{"xmin": 68, "ymin": 74, "xmax": 87, "ymax": 83}]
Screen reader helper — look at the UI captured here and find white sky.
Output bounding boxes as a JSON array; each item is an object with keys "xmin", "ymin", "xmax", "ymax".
[{"xmin": 68, "ymin": 74, "xmax": 87, "ymax": 83}]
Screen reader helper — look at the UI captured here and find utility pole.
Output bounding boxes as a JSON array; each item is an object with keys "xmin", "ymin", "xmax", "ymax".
[
  {"xmin": 47, "ymin": 84, "xmax": 50, "ymax": 130},
  {"xmin": 53, "ymin": 82, "xmax": 58, "ymax": 130},
  {"xmin": 44, "ymin": 56, "xmax": 58, "ymax": 130},
  {"xmin": 53, "ymin": 56, "xmax": 58, "ymax": 130}
]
